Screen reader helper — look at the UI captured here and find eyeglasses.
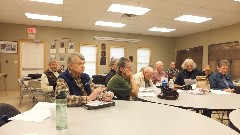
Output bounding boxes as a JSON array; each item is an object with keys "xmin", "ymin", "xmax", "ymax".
[{"xmin": 73, "ymin": 62, "xmax": 85, "ymax": 66}]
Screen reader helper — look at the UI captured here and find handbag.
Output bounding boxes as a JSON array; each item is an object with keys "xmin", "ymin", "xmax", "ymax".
[{"xmin": 157, "ymin": 86, "xmax": 179, "ymax": 100}]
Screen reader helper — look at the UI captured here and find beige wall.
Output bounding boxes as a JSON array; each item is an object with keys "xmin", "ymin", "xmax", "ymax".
[
  {"xmin": 0, "ymin": 22, "xmax": 175, "ymax": 91},
  {"xmin": 175, "ymin": 23, "xmax": 240, "ymax": 68},
  {"xmin": 2, "ymin": 22, "xmax": 239, "ymax": 91}
]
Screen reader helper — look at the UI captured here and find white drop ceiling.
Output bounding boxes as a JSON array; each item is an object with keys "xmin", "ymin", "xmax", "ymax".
[{"xmin": 0, "ymin": 0, "xmax": 240, "ymax": 37}]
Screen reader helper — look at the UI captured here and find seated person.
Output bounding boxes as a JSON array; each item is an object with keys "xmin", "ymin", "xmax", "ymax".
[
  {"xmin": 202, "ymin": 65, "xmax": 213, "ymax": 80},
  {"xmin": 166, "ymin": 62, "xmax": 179, "ymax": 80},
  {"xmin": 205, "ymin": 60, "xmax": 235, "ymax": 118},
  {"xmin": 107, "ymin": 57, "xmax": 139, "ymax": 100},
  {"xmin": 209, "ymin": 60, "xmax": 235, "ymax": 92},
  {"xmin": 41, "ymin": 58, "xmax": 62, "ymax": 94},
  {"xmin": 133, "ymin": 66, "xmax": 154, "ymax": 88},
  {"xmin": 152, "ymin": 61, "xmax": 168, "ymax": 84},
  {"xmin": 175, "ymin": 58, "xmax": 203, "ymax": 86},
  {"xmin": 55, "ymin": 52, "xmax": 113, "ymax": 107},
  {"xmin": 0, "ymin": 103, "xmax": 21, "ymax": 127},
  {"xmin": 105, "ymin": 58, "xmax": 118, "ymax": 85}
]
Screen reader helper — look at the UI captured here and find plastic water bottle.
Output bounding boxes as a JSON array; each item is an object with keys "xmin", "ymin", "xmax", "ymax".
[
  {"xmin": 56, "ymin": 90, "xmax": 67, "ymax": 130},
  {"xmin": 169, "ymin": 79, "xmax": 174, "ymax": 89},
  {"xmin": 161, "ymin": 80, "xmax": 168, "ymax": 87}
]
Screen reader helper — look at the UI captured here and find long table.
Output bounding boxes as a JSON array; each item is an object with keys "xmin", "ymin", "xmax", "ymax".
[
  {"xmin": 0, "ymin": 101, "xmax": 239, "ymax": 135},
  {"xmin": 138, "ymin": 87, "xmax": 240, "ymax": 111},
  {"xmin": 229, "ymin": 109, "xmax": 240, "ymax": 133}
]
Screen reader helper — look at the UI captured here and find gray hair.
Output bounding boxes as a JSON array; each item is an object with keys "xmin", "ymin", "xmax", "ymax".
[
  {"xmin": 110, "ymin": 58, "xmax": 118, "ymax": 66},
  {"xmin": 67, "ymin": 52, "xmax": 85, "ymax": 65},
  {"xmin": 181, "ymin": 58, "xmax": 197, "ymax": 69},
  {"xmin": 156, "ymin": 61, "xmax": 163, "ymax": 66},
  {"xmin": 48, "ymin": 58, "xmax": 57, "ymax": 65},
  {"xmin": 117, "ymin": 57, "xmax": 131, "ymax": 69},
  {"xmin": 144, "ymin": 66, "xmax": 154, "ymax": 73},
  {"xmin": 217, "ymin": 60, "xmax": 229, "ymax": 67}
]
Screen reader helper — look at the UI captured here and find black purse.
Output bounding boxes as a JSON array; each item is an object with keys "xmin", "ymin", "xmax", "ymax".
[{"xmin": 157, "ymin": 86, "xmax": 179, "ymax": 100}]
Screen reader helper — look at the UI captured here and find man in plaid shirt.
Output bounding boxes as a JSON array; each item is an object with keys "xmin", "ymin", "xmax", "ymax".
[{"xmin": 56, "ymin": 52, "xmax": 113, "ymax": 107}]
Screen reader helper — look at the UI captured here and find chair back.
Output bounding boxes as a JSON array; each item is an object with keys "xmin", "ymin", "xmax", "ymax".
[
  {"xmin": 92, "ymin": 75, "xmax": 106, "ymax": 85},
  {"xmin": 18, "ymin": 78, "xmax": 26, "ymax": 88},
  {"xmin": 28, "ymin": 81, "xmax": 41, "ymax": 90}
]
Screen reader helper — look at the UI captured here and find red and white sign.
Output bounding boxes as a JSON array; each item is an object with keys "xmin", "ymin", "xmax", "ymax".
[{"xmin": 27, "ymin": 28, "xmax": 36, "ymax": 33}]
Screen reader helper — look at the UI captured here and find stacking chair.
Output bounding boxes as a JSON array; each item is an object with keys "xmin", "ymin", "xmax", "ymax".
[
  {"xmin": 92, "ymin": 75, "xmax": 106, "ymax": 86},
  {"xmin": 18, "ymin": 78, "xmax": 30, "ymax": 105},
  {"xmin": 28, "ymin": 81, "xmax": 46, "ymax": 103}
]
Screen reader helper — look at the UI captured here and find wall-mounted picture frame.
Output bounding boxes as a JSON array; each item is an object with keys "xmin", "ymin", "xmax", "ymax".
[
  {"xmin": 0, "ymin": 41, "xmax": 17, "ymax": 53},
  {"xmin": 60, "ymin": 54, "xmax": 65, "ymax": 62}
]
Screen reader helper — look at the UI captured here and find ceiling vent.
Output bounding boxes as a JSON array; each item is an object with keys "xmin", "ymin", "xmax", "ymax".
[{"xmin": 122, "ymin": 13, "xmax": 137, "ymax": 20}]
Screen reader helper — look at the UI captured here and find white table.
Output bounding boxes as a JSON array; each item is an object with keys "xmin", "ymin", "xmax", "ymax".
[
  {"xmin": 0, "ymin": 101, "xmax": 239, "ymax": 135},
  {"xmin": 138, "ymin": 87, "xmax": 240, "ymax": 111},
  {"xmin": 229, "ymin": 109, "xmax": 240, "ymax": 132}
]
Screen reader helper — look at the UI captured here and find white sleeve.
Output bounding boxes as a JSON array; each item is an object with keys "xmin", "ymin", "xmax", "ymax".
[
  {"xmin": 41, "ymin": 73, "xmax": 49, "ymax": 91},
  {"xmin": 133, "ymin": 73, "xmax": 144, "ymax": 87}
]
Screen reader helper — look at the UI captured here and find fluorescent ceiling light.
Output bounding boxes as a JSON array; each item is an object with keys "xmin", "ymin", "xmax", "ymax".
[
  {"xmin": 234, "ymin": 0, "xmax": 240, "ymax": 2},
  {"xmin": 174, "ymin": 15, "xmax": 212, "ymax": 23},
  {"xmin": 148, "ymin": 27, "xmax": 176, "ymax": 32},
  {"xmin": 107, "ymin": 4, "xmax": 151, "ymax": 15},
  {"xmin": 30, "ymin": 0, "xmax": 63, "ymax": 4},
  {"xmin": 94, "ymin": 36, "xmax": 141, "ymax": 42},
  {"xmin": 95, "ymin": 21, "xmax": 126, "ymax": 27},
  {"xmin": 25, "ymin": 13, "xmax": 62, "ymax": 21}
]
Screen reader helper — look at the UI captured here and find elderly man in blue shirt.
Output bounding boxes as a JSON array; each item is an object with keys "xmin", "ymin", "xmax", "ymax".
[
  {"xmin": 209, "ymin": 60, "xmax": 235, "ymax": 92},
  {"xmin": 205, "ymin": 60, "xmax": 235, "ymax": 119}
]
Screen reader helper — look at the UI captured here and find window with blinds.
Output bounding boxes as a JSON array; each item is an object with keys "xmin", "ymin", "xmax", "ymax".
[
  {"xmin": 80, "ymin": 45, "xmax": 97, "ymax": 77},
  {"xmin": 110, "ymin": 46, "xmax": 125, "ymax": 59},
  {"xmin": 137, "ymin": 48, "xmax": 151, "ymax": 72}
]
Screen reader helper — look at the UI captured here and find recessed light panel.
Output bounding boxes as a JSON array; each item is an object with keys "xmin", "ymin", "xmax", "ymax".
[
  {"xmin": 107, "ymin": 4, "xmax": 151, "ymax": 15},
  {"xmin": 148, "ymin": 27, "xmax": 176, "ymax": 32},
  {"xmin": 95, "ymin": 21, "xmax": 126, "ymax": 27},
  {"xmin": 25, "ymin": 13, "xmax": 62, "ymax": 21},
  {"xmin": 174, "ymin": 15, "xmax": 212, "ymax": 23},
  {"xmin": 30, "ymin": 0, "xmax": 63, "ymax": 4}
]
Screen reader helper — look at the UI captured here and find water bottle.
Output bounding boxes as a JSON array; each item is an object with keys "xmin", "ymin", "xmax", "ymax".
[
  {"xmin": 56, "ymin": 90, "xmax": 67, "ymax": 130},
  {"xmin": 161, "ymin": 80, "xmax": 168, "ymax": 87},
  {"xmin": 169, "ymin": 79, "xmax": 174, "ymax": 89}
]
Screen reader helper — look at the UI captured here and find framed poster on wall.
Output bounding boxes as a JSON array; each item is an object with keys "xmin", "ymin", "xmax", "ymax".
[{"xmin": 0, "ymin": 41, "xmax": 17, "ymax": 53}]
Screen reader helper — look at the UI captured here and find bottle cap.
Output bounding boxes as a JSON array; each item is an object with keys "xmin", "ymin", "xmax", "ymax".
[{"xmin": 56, "ymin": 90, "xmax": 67, "ymax": 99}]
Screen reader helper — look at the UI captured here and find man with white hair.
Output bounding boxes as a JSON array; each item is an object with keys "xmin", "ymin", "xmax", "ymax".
[
  {"xmin": 175, "ymin": 58, "xmax": 203, "ymax": 86},
  {"xmin": 133, "ymin": 66, "xmax": 154, "ymax": 88},
  {"xmin": 152, "ymin": 61, "xmax": 168, "ymax": 84},
  {"xmin": 41, "ymin": 58, "xmax": 62, "ymax": 94}
]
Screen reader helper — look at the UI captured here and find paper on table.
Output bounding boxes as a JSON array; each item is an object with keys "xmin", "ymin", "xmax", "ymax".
[
  {"xmin": 177, "ymin": 89, "xmax": 185, "ymax": 93},
  {"xmin": 138, "ymin": 92, "xmax": 156, "ymax": 97},
  {"xmin": 85, "ymin": 101, "xmax": 109, "ymax": 106},
  {"xmin": 139, "ymin": 87, "xmax": 154, "ymax": 92},
  {"xmin": 210, "ymin": 90, "xmax": 231, "ymax": 94},
  {"xmin": 9, "ymin": 102, "xmax": 55, "ymax": 122}
]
